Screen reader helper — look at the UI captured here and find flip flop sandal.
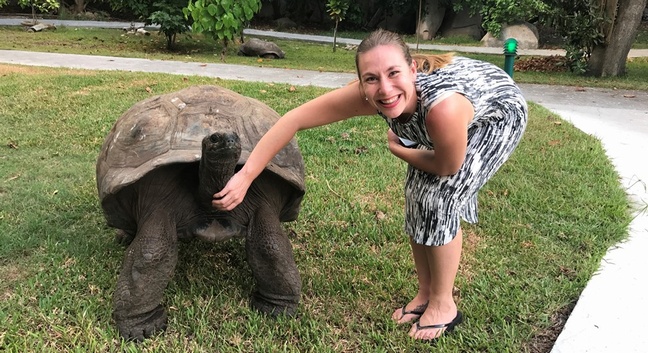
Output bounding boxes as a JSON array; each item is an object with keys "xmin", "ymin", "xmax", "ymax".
[
  {"xmin": 395, "ymin": 302, "xmax": 428, "ymax": 323},
  {"xmin": 413, "ymin": 311, "xmax": 463, "ymax": 341}
]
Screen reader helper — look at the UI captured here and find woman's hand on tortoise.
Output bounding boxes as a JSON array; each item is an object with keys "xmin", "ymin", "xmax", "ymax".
[{"xmin": 212, "ymin": 172, "xmax": 252, "ymax": 211}]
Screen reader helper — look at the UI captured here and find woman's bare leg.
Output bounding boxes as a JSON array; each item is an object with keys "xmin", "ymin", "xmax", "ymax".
[
  {"xmin": 392, "ymin": 237, "xmax": 433, "ymax": 323},
  {"xmin": 409, "ymin": 228, "xmax": 463, "ymax": 340}
]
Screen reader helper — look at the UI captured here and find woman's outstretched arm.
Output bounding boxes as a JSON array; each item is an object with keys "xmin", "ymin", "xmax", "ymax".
[{"xmin": 212, "ymin": 81, "xmax": 376, "ymax": 211}]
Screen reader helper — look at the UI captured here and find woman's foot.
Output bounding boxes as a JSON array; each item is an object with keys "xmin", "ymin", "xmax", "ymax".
[
  {"xmin": 391, "ymin": 301, "xmax": 428, "ymax": 324},
  {"xmin": 409, "ymin": 308, "xmax": 462, "ymax": 340}
]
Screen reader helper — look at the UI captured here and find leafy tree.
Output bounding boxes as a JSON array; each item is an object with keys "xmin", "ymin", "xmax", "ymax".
[
  {"xmin": 109, "ymin": 0, "xmax": 191, "ymax": 50},
  {"xmin": 586, "ymin": 0, "xmax": 647, "ymax": 76},
  {"xmin": 108, "ymin": 0, "xmax": 147, "ymax": 18},
  {"xmin": 453, "ymin": 0, "xmax": 547, "ymax": 37},
  {"xmin": 540, "ymin": 0, "xmax": 606, "ymax": 73},
  {"xmin": 149, "ymin": 0, "xmax": 191, "ymax": 50},
  {"xmin": 183, "ymin": 0, "xmax": 261, "ymax": 54},
  {"xmin": 326, "ymin": 0, "xmax": 349, "ymax": 52},
  {"xmin": 13, "ymin": 0, "xmax": 60, "ymax": 24},
  {"xmin": 541, "ymin": 0, "xmax": 646, "ymax": 76}
]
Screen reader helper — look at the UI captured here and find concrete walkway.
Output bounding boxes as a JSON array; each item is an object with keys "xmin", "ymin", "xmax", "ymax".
[
  {"xmin": 3, "ymin": 15, "xmax": 648, "ymax": 58},
  {"xmin": 1, "ymin": 18, "xmax": 648, "ymax": 352}
]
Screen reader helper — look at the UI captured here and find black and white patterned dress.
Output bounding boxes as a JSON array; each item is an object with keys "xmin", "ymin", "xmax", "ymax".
[{"xmin": 381, "ymin": 56, "xmax": 528, "ymax": 246}]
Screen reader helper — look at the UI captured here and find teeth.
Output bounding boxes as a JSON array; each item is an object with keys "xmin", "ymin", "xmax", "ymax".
[{"xmin": 381, "ymin": 96, "xmax": 398, "ymax": 105}]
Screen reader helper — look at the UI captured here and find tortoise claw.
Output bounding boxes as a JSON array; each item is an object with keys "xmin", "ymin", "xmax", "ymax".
[{"xmin": 115, "ymin": 305, "xmax": 168, "ymax": 342}]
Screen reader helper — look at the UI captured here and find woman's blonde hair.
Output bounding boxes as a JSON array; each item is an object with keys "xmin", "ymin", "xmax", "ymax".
[
  {"xmin": 355, "ymin": 28, "xmax": 455, "ymax": 78},
  {"xmin": 412, "ymin": 53, "xmax": 455, "ymax": 73}
]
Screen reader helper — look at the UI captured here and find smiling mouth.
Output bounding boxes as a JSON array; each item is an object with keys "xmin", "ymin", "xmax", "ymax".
[{"xmin": 379, "ymin": 95, "xmax": 400, "ymax": 107}]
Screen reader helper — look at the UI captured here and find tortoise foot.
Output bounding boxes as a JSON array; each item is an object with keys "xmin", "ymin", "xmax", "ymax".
[
  {"xmin": 115, "ymin": 305, "xmax": 168, "ymax": 342},
  {"xmin": 250, "ymin": 292, "xmax": 299, "ymax": 317},
  {"xmin": 114, "ymin": 229, "xmax": 135, "ymax": 247}
]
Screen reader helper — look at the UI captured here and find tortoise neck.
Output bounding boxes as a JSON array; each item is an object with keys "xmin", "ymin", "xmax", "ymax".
[{"xmin": 197, "ymin": 155, "xmax": 238, "ymax": 208}]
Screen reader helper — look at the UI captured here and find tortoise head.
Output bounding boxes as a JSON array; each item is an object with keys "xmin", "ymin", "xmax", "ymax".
[{"xmin": 201, "ymin": 131, "xmax": 242, "ymax": 163}]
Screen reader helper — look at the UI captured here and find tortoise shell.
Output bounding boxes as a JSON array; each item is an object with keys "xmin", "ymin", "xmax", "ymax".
[
  {"xmin": 96, "ymin": 85, "xmax": 304, "ymax": 220},
  {"xmin": 238, "ymin": 38, "xmax": 286, "ymax": 59}
]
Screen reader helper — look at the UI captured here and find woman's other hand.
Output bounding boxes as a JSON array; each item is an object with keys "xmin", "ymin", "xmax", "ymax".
[{"xmin": 387, "ymin": 128, "xmax": 404, "ymax": 154}]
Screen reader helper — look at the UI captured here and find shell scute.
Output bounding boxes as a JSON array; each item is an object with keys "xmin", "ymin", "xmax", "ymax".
[{"xmin": 97, "ymin": 85, "xmax": 304, "ymax": 209}]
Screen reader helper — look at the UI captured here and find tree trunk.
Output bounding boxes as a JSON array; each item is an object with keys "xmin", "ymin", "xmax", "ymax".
[
  {"xmin": 333, "ymin": 19, "xmax": 338, "ymax": 53},
  {"xmin": 75, "ymin": 0, "xmax": 86, "ymax": 14},
  {"xmin": 587, "ymin": 0, "xmax": 647, "ymax": 77},
  {"xmin": 596, "ymin": 0, "xmax": 619, "ymax": 40},
  {"xmin": 367, "ymin": 7, "xmax": 384, "ymax": 28}
]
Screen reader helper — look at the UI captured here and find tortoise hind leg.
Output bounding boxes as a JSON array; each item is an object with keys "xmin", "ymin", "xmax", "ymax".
[
  {"xmin": 113, "ymin": 214, "xmax": 178, "ymax": 342},
  {"xmin": 246, "ymin": 203, "xmax": 301, "ymax": 316}
]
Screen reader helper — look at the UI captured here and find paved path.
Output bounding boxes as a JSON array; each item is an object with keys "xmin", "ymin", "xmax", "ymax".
[
  {"xmin": 1, "ymin": 19, "xmax": 648, "ymax": 352},
  {"xmin": 3, "ymin": 16, "xmax": 648, "ymax": 58}
]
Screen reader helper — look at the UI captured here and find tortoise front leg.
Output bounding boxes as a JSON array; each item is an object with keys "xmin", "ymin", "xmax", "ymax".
[
  {"xmin": 113, "ymin": 214, "xmax": 178, "ymax": 342},
  {"xmin": 246, "ymin": 204, "xmax": 301, "ymax": 316}
]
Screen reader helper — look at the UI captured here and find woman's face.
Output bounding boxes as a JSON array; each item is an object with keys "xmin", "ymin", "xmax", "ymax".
[{"xmin": 357, "ymin": 44, "xmax": 417, "ymax": 119}]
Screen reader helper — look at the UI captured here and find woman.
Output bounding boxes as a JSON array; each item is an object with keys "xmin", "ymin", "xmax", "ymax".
[{"xmin": 212, "ymin": 28, "xmax": 528, "ymax": 341}]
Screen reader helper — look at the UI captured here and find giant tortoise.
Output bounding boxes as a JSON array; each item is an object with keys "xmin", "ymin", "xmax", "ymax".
[
  {"xmin": 238, "ymin": 38, "xmax": 286, "ymax": 59},
  {"xmin": 96, "ymin": 85, "xmax": 305, "ymax": 341}
]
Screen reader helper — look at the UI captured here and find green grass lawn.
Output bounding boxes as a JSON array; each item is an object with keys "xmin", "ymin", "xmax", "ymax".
[{"xmin": 0, "ymin": 65, "xmax": 631, "ymax": 352}]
